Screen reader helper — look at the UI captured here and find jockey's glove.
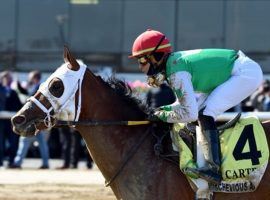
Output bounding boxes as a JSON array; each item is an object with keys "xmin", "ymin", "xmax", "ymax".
[
  {"xmin": 151, "ymin": 105, "xmax": 173, "ymax": 123},
  {"xmin": 147, "ymin": 113, "xmax": 162, "ymax": 122},
  {"xmin": 154, "ymin": 109, "xmax": 179, "ymax": 123},
  {"xmin": 153, "ymin": 110, "xmax": 170, "ymax": 122}
]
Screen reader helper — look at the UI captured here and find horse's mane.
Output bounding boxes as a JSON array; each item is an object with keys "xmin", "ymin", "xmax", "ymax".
[{"xmin": 100, "ymin": 76, "xmax": 150, "ymax": 115}]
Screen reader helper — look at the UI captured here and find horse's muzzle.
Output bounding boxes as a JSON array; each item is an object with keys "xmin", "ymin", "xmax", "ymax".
[
  {"xmin": 11, "ymin": 114, "xmax": 37, "ymax": 137},
  {"xmin": 12, "ymin": 115, "xmax": 26, "ymax": 126}
]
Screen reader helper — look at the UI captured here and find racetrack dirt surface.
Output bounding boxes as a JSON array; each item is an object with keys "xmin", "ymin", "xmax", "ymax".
[
  {"xmin": 0, "ymin": 159, "xmax": 116, "ymax": 200},
  {"xmin": 0, "ymin": 184, "xmax": 116, "ymax": 200}
]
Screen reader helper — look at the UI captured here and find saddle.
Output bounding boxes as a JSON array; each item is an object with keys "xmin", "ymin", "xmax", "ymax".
[{"xmin": 151, "ymin": 113, "xmax": 242, "ymax": 170}]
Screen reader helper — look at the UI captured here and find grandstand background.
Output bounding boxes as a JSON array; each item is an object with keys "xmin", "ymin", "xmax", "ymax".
[{"xmin": 0, "ymin": 0, "xmax": 270, "ymax": 73}]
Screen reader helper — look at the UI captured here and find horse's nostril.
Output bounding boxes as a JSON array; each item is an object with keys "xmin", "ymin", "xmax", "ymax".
[{"xmin": 12, "ymin": 115, "xmax": 26, "ymax": 125}]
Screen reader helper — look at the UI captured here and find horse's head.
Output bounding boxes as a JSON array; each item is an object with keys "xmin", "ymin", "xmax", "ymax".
[{"xmin": 11, "ymin": 46, "xmax": 87, "ymax": 136}]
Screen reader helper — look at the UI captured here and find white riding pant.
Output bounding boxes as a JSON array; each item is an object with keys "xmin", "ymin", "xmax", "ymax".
[{"xmin": 201, "ymin": 51, "xmax": 263, "ymax": 119}]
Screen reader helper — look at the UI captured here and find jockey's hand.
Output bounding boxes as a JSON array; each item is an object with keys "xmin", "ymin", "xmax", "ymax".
[
  {"xmin": 147, "ymin": 113, "xmax": 162, "ymax": 122},
  {"xmin": 150, "ymin": 105, "xmax": 172, "ymax": 122},
  {"xmin": 154, "ymin": 108, "xmax": 178, "ymax": 123},
  {"xmin": 153, "ymin": 110, "xmax": 168, "ymax": 122},
  {"xmin": 148, "ymin": 105, "xmax": 175, "ymax": 123}
]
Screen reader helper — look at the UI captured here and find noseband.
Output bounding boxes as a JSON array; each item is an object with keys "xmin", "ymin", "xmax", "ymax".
[{"xmin": 28, "ymin": 96, "xmax": 55, "ymax": 128}]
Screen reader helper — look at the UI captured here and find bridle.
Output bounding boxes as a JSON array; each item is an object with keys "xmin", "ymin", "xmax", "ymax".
[
  {"xmin": 28, "ymin": 96, "xmax": 55, "ymax": 128},
  {"xmin": 27, "ymin": 63, "xmax": 86, "ymax": 130},
  {"xmin": 28, "ymin": 79, "xmax": 82, "ymax": 129},
  {"xmin": 28, "ymin": 65, "xmax": 150, "ymax": 129}
]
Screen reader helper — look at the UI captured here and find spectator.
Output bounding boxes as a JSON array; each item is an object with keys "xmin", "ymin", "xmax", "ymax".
[
  {"xmin": 10, "ymin": 70, "xmax": 50, "ymax": 169},
  {"xmin": 261, "ymin": 81, "xmax": 270, "ymax": 111},
  {"xmin": 27, "ymin": 70, "xmax": 42, "ymax": 95},
  {"xmin": 12, "ymin": 132, "xmax": 50, "ymax": 169},
  {"xmin": 0, "ymin": 82, "xmax": 7, "ymax": 167},
  {"xmin": 57, "ymin": 127, "xmax": 83, "ymax": 169},
  {"xmin": 0, "ymin": 71, "xmax": 22, "ymax": 167},
  {"xmin": 247, "ymin": 79, "xmax": 270, "ymax": 111}
]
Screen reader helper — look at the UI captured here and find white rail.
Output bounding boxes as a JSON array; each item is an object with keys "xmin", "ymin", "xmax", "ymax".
[
  {"xmin": 0, "ymin": 111, "xmax": 17, "ymax": 119},
  {"xmin": 1, "ymin": 111, "xmax": 270, "ymax": 121},
  {"xmin": 217, "ymin": 112, "xmax": 270, "ymax": 121}
]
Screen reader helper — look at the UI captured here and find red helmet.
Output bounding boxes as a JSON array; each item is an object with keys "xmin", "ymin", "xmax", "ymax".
[{"xmin": 129, "ymin": 29, "xmax": 172, "ymax": 58}]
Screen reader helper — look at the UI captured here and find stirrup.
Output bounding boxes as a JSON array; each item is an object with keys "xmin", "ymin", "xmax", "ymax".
[{"xmin": 186, "ymin": 167, "xmax": 222, "ymax": 184}]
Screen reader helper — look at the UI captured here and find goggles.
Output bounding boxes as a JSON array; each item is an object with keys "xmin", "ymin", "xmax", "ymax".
[
  {"xmin": 137, "ymin": 35, "xmax": 165, "ymax": 66},
  {"xmin": 137, "ymin": 56, "xmax": 150, "ymax": 65}
]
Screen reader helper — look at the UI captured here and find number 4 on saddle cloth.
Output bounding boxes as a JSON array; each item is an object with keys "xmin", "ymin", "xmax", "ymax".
[{"xmin": 171, "ymin": 116, "xmax": 269, "ymax": 199}]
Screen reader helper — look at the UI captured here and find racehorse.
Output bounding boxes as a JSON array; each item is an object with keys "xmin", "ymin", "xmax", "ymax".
[{"xmin": 11, "ymin": 47, "xmax": 270, "ymax": 200}]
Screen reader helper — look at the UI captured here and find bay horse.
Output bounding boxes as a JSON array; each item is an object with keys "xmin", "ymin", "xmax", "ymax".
[{"xmin": 11, "ymin": 47, "xmax": 270, "ymax": 200}]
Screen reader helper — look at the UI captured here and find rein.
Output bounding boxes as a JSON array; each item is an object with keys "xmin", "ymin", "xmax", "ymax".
[
  {"xmin": 105, "ymin": 126, "xmax": 152, "ymax": 187},
  {"xmin": 54, "ymin": 119, "xmax": 151, "ymax": 127}
]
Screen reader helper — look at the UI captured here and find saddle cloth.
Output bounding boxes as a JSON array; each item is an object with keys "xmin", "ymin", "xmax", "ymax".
[{"xmin": 171, "ymin": 116, "xmax": 269, "ymax": 198}]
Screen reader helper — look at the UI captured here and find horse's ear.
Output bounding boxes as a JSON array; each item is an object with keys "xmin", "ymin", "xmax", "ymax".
[{"xmin": 63, "ymin": 45, "xmax": 80, "ymax": 71}]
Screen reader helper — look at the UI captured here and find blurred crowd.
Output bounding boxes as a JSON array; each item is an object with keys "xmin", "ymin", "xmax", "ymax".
[
  {"xmin": 223, "ymin": 79, "xmax": 270, "ymax": 113},
  {"xmin": 0, "ymin": 70, "xmax": 269, "ymax": 170},
  {"xmin": 0, "ymin": 70, "xmax": 93, "ymax": 170},
  {"xmin": 245, "ymin": 79, "xmax": 270, "ymax": 112}
]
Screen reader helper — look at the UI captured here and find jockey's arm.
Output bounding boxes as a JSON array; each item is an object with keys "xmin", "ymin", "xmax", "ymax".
[{"xmin": 154, "ymin": 71, "xmax": 198, "ymax": 123}]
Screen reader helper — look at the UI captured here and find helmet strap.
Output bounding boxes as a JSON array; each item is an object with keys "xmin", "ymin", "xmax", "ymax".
[
  {"xmin": 150, "ymin": 35, "xmax": 165, "ymax": 54},
  {"xmin": 143, "ymin": 35, "xmax": 169, "ymax": 85},
  {"xmin": 146, "ymin": 53, "xmax": 170, "ymax": 87},
  {"xmin": 146, "ymin": 53, "xmax": 169, "ymax": 76}
]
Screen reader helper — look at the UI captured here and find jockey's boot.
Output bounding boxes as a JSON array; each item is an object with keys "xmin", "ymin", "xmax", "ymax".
[{"xmin": 187, "ymin": 114, "xmax": 222, "ymax": 184}]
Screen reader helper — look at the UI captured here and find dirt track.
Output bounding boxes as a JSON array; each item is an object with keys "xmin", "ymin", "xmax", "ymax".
[
  {"xmin": 0, "ymin": 159, "xmax": 116, "ymax": 200},
  {"xmin": 0, "ymin": 184, "xmax": 115, "ymax": 200}
]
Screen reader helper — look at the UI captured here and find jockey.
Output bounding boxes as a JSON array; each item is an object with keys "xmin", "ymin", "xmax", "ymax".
[{"xmin": 129, "ymin": 29, "xmax": 263, "ymax": 184}]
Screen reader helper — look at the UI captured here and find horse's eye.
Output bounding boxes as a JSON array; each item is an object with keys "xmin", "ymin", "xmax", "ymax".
[
  {"xmin": 52, "ymin": 82, "xmax": 61, "ymax": 90},
  {"xmin": 48, "ymin": 78, "xmax": 64, "ymax": 98}
]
